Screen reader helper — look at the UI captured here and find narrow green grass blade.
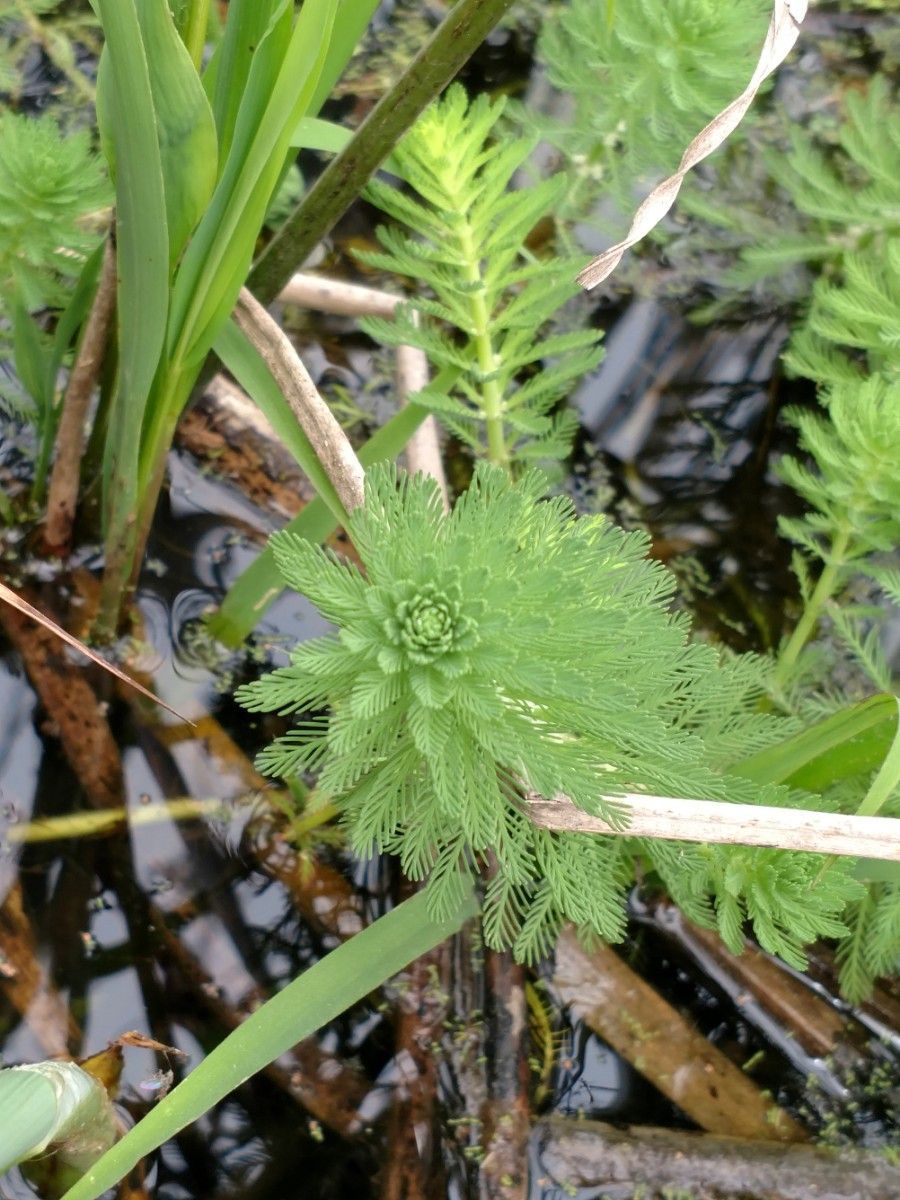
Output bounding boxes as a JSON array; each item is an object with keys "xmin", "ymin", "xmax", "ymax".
[
  {"xmin": 205, "ymin": 0, "xmax": 281, "ymax": 164},
  {"xmin": 290, "ymin": 116, "xmax": 401, "ymax": 175},
  {"xmin": 307, "ymin": 0, "xmax": 380, "ymax": 115},
  {"xmin": 0, "ymin": 1071, "xmax": 57, "ymax": 1174},
  {"xmin": 208, "ymin": 400, "xmax": 432, "ymax": 645},
  {"xmin": 94, "ymin": 2, "xmax": 168, "ymax": 408},
  {"xmin": 291, "ymin": 115, "xmax": 352, "ymax": 153},
  {"xmin": 11, "ymin": 304, "xmax": 53, "ymax": 412},
  {"xmin": 169, "ymin": 0, "xmax": 338, "ymax": 369},
  {"xmin": 213, "ymin": 318, "xmax": 348, "ymax": 525},
  {"xmin": 59, "ymin": 886, "xmax": 478, "ymax": 1200},
  {"xmin": 135, "ymin": 0, "xmax": 218, "ymax": 266},
  {"xmin": 856, "ymin": 697, "xmax": 900, "ymax": 817},
  {"xmin": 733, "ymin": 694, "xmax": 898, "ymax": 790},
  {"xmin": 94, "ymin": 0, "xmax": 169, "ymax": 549}
]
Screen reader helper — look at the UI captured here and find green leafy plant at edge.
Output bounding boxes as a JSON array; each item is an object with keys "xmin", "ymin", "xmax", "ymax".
[
  {"xmin": 358, "ymin": 85, "xmax": 603, "ymax": 469},
  {"xmin": 238, "ymin": 462, "xmax": 863, "ymax": 967}
]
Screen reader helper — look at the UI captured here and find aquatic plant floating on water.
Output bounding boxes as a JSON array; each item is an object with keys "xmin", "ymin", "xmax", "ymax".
[{"xmin": 238, "ymin": 463, "xmax": 859, "ymax": 965}]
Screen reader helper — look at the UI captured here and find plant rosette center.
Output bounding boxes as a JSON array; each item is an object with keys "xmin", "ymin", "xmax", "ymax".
[{"xmin": 372, "ymin": 577, "xmax": 480, "ymax": 674}]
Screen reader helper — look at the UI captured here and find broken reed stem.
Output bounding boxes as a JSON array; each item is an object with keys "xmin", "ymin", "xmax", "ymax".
[
  {"xmin": 528, "ymin": 792, "xmax": 900, "ymax": 862},
  {"xmin": 233, "ymin": 288, "xmax": 366, "ymax": 513},
  {"xmin": 279, "ymin": 271, "xmax": 448, "ymax": 507},
  {"xmin": 45, "ymin": 239, "xmax": 117, "ymax": 551}
]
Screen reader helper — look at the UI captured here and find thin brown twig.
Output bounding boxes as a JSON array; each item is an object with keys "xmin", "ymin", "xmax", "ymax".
[
  {"xmin": 279, "ymin": 272, "xmax": 448, "ymax": 506},
  {"xmin": 45, "ymin": 239, "xmax": 117, "ymax": 552}
]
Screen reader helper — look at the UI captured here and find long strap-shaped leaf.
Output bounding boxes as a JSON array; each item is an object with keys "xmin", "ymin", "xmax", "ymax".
[
  {"xmin": 59, "ymin": 885, "xmax": 479, "ymax": 1200},
  {"xmin": 577, "ymin": 0, "xmax": 809, "ymax": 289},
  {"xmin": 94, "ymin": 0, "xmax": 169, "ymax": 548},
  {"xmin": 168, "ymin": 0, "xmax": 339, "ymax": 369}
]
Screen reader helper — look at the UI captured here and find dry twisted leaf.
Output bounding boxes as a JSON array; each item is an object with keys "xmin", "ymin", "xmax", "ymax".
[{"xmin": 577, "ymin": 0, "xmax": 809, "ymax": 290}]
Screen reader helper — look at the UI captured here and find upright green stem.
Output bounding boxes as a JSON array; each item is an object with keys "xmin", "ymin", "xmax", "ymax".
[
  {"xmin": 248, "ymin": 0, "xmax": 516, "ymax": 303},
  {"xmin": 182, "ymin": 0, "xmax": 211, "ymax": 69},
  {"xmin": 772, "ymin": 524, "xmax": 853, "ymax": 690},
  {"xmin": 456, "ymin": 224, "xmax": 508, "ymax": 467},
  {"xmin": 95, "ymin": 366, "xmax": 193, "ymax": 639}
]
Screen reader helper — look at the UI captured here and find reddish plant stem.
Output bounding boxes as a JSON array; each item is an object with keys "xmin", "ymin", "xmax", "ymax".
[{"xmin": 45, "ymin": 241, "xmax": 117, "ymax": 554}]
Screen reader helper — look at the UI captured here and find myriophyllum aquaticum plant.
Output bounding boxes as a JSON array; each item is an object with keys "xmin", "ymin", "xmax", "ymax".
[{"xmin": 238, "ymin": 464, "xmax": 861, "ymax": 966}]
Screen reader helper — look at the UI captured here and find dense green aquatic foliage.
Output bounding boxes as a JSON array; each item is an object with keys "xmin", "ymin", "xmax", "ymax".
[
  {"xmin": 0, "ymin": 110, "xmax": 107, "ymax": 313},
  {"xmin": 358, "ymin": 86, "xmax": 603, "ymax": 468},
  {"xmin": 772, "ymin": 375, "xmax": 900, "ymax": 998},
  {"xmin": 745, "ymin": 76, "xmax": 900, "ymax": 283},
  {"xmin": 533, "ymin": 0, "xmax": 769, "ymax": 213},
  {"xmin": 785, "ymin": 246, "xmax": 900, "ymax": 388},
  {"xmin": 778, "ymin": 377, "xmax": 900, "ymax": 583},
  {"xmin": 238, "ymin": 464, "xmax": 863, "ymax": 967},
  {"xmin": 683, "ymin": 74, "xmax": 900, "ymax": 328}
]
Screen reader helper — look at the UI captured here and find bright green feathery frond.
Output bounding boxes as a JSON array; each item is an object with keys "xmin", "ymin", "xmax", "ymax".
[
  {"xmin": 0, "ymin": 111, "xmax": 109, "ymax": 314},
  {"xmin": 238, "ymin": 464, "xmax": 860, "ymax": 964},
  {"xmin": 733, "ymin": 75, "xmax": 900, "ymax": 298},
  {"xmin": 777, "ymin": 377, "xmax": 900, "ymax": 568},
  {"xmin": 785, "ymin": 244, "xmax": 900, "ymax": 388},
  {"xmin": 357, "ymin": 85, "xmax": 603, "ymax": 470},
  {"xmin": 533, "ymin": 0, "xmax": 770, "ymax": 211}
]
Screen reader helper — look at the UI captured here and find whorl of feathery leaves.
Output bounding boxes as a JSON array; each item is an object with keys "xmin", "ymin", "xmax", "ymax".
[
  {"xmin": 356, "ymin": 85, "xmax": 603, "ymax": 467},
  {"xmin": 0, "ymin": 111, "xmax": 108, "ymax": 312},
  {"xmin": 238, "ymin": 464, "xmax": 859, "ymax": 964},
  {"xmin": 732, "ymin": 76, "xmax": 900, "ymax": 292},
  {"xmin": 534, "ymin": 0, "xmax": 770, "ymax": 203}
]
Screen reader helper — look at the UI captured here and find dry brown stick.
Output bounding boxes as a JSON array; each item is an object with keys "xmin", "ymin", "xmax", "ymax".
[
  {"xmin": 395, "ymin": 337, "xmax": 448, "ymax": 508},
  {"xmin": 0, "ymin": 882, "xmax": 80, "ymax": 1058},
  {"xmin": 279, "ymin": 271, "xmax": 448, "ymax": 504},
  {"xmin": 45, "ymin": 240, "xmax": 117, "ymax": 552},
  {"xmin": 476, "ymin": 949, "xmax": 530, "ymax": 1200},
  {"xmin": 528, "ymin": 791, "xmax": 900, "ymax": 863},
  {"xmin": 0, "ymin": 594, "xmax": 125, "ymax": 811},
  {"xmin": 234, "ymin": 288, "xmax": 366, "ymax": 514},
  {"xmin": 177, "ymin": 376, "xmax": 315, "ymax": 520},
  {"xmin": 535, "ymin": 1116, "xmax": 900, "ymax": 1200},
  {"xmin": 651, "ymin": 901, "xmax": 857, "ymax": 1063},
  {"xmin": 554, "ymin": 926, "xmax": 807, "ymax": 1142},
  {"xmin": 279, "ymin": 273, "xmax": 403, "ymax": 317}
]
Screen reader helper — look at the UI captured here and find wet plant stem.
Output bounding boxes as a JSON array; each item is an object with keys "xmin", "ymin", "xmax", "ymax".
[
  {"xmin": 95, "ymin": 367, "xmax": 193, "ymax": 638},
  {"xmin": 46, "ymin": 240, "xmax": 117, "ymax": 552},
  {"xmin": 456, "ymin": 222, "xmax": 508, "ymax": 468},
  {"xmin": 182, "ymin": 0, "xmax": 210, "ymax": 69},
  {"xmin": 771, "ymin": 524, "xmax": 852, "ymax": 692},
  {"xmin": 289, "ymin": 800, "xmax": 341, "ymax": 840}
]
